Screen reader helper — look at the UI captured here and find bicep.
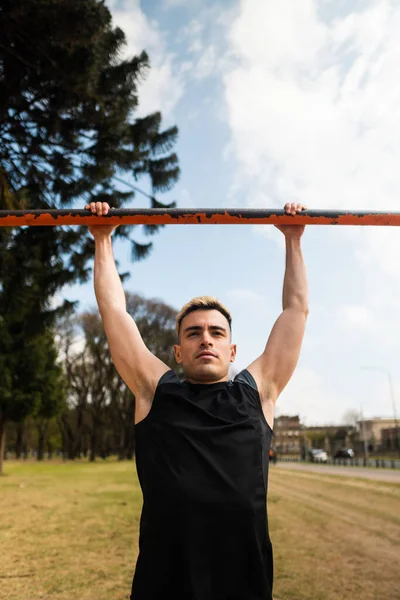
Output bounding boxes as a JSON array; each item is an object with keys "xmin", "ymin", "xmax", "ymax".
[
  {"xmin": 101, "ymin": 308, "xmax": 170, "ymax": 399},
  {"xmin": 247, "ymin": 307, "xmax": 307, "ymax": 402}
]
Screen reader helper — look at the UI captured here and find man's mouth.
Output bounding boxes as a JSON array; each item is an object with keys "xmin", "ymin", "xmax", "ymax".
[{"xmin": 197, "ymin": 351, "xmax": 217, "ymax": 358}]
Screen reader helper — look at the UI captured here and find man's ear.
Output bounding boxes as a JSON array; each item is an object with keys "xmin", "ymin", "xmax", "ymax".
[
  {"xmin": 230, "ymin": 343, "xmax": 237, "ymax": 363},
  {"xmin": 174, "ymin": 344, "xmax": 182, "ymax": 364}
]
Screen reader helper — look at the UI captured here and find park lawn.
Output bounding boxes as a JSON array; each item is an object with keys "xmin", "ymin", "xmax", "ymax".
[
  {"xmin": 0, "ymin": 461, "xmax": 399, "ymax": 600},
  {"xmin": 269, "ymin": 466, "xmax": 400, "ymax": 600}
]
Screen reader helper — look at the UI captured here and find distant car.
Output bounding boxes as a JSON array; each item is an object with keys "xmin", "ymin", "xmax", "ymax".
[
  {"xmin": 308, "ymin": 448, "xmax": 328, "ymax": 463},
  {"xmin": 269, "ymin": 447, "xmax": 277, "ymax": 463},
  {"xmin": 334, "ymin": 448, "xmax": 355, "ymax": 459}
]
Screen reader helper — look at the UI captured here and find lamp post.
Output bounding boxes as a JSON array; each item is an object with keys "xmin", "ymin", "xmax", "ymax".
[
  {"xmin": 359, "ymin": 402, "xmax": 369, "ymax": 462},
  {"xmin": 361, "ymin": 367, "xmax": 400, "ymax": 457}
]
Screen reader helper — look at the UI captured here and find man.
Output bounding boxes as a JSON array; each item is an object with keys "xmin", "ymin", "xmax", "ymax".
[{"xmin": 86, "ymin": 200, "xmax": 308, "ymax": 600}]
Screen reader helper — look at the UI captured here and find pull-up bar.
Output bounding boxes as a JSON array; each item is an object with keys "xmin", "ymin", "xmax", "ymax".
[{"xmin": 0, "ymin": 208, "xmax": 399, "ymax": 227}]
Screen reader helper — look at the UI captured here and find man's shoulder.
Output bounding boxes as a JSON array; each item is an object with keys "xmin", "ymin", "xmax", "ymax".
[
  {"xmin": 233, "ymin": 369, "xmax": 259, "ymax": 392},
  {"xmin": 157, "ymin": 369, "xmax": 182, "ymax": 387}
]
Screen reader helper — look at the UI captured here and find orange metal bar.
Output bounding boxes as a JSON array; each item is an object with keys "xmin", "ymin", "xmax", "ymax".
[{"xmin": 0, "ymin": 208, "xmax": 400, "ymax": 227}]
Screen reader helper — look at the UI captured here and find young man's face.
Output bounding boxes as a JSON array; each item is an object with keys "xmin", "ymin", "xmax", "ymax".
[{"xmin": 174, "ymin": 309, "xmax": 236, "ymax": 383}]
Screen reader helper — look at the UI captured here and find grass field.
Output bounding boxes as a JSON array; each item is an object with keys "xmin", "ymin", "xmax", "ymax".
[{"xmin": 1, "ymin": 460, "xmax": 399, "ymax": 600}]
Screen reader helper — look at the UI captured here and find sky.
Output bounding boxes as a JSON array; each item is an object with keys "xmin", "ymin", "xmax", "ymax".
[{"xmin": 62, "ymin": 0, "xmax": 400, "ymax": 426}]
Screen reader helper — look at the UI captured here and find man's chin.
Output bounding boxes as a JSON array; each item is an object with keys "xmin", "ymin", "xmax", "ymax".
[{"xmin": 185, "ymin": 364, "xmax": 228, "ymax": 383}]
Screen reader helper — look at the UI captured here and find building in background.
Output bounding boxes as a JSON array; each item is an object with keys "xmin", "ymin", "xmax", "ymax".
[
  {"xmin": 273, "ymin": 415, "xmax": 400, "ymax": 458},
  {"xmin": 304, "ymin": 425, "xmax": 355, "ymax": 457},
  {"xmin": 357, "ymin": 418, "xmax": 400, "ymax": 452},
  {"xmin": 273, "ymin": 415, "xmax": 302, "ymax": 455}
]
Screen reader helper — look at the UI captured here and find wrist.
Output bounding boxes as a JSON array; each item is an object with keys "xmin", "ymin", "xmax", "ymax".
[
  {"xmin": 285, "ymin": 233, "xmax": 303, "ymax": 244},
  {"xmin": 93, "ymin": 232, "xmax": 113, "ymax": 244},
  {"xmin": 93, "ymin": 234, "xmax": 114, "ymax": 258}
]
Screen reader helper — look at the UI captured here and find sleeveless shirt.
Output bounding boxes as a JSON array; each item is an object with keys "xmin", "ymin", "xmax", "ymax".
[{"xmin": 130, "ymin": 369, "xmax": 274, "ymax": 600}]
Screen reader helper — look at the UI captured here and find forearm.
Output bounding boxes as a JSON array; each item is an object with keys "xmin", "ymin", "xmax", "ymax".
[
  {"xmin": 282, "ymin": 237, "xmax": 308, "ymax": 312},
  {"xmin": 93, "ymin": 236, "xmax": 126, "ymax": 314}
]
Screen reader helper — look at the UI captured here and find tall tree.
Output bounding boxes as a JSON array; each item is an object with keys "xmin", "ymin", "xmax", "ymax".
[
  {"xmin": 126, "ymin": 293, "xmax": 181, "ymax": 368},
  {"xmin": 0, "ymin": 218, "xmax": 71, "ymax": 473},
  {"xmin": 32, "ymin": 330, "xmax": 66, "ymax": 460},
  {"xmin": 0, "ymin": 0, "xmax": 180, "ymax": 278},
  {"xmin": 57, "ymin": 309, "xmax": 93, "ymax": 460},
  {"xmin": 0, "ymin": 318, "xmax": 65, "ymax": 472},
  {"xmin": 0, "ymin": 0, "xmax": 180, "ymax": 470},
  {"xmin": 0, "ymin": 311, "xmax": 12, "ymax": 473},
  {"xmin": 342, "ymin": 410, "xmax": 360, "ymax": 429},
  {"xmin": 58, "ymin": 294, "xmax": 181, "ymax": 461}
]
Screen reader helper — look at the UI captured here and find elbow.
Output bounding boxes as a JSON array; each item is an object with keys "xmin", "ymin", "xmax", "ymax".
[
  {"xmin": 297, "ymin": 305, "xmax": 309, "ymax": 321},
  {"xmin": 285, "ymin": 298, "xmax": 309, "ymax": 317}
]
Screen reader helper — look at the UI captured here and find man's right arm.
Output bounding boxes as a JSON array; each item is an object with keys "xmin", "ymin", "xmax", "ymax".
[{"xmin": 89, "ymin": 203, "xmax": 170, "ymax": 401}]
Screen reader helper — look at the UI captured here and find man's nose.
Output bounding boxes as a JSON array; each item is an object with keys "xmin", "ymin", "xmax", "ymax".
[{"xmin": 200, "ymin": 332, "xmax": 213, "ymax": 346}]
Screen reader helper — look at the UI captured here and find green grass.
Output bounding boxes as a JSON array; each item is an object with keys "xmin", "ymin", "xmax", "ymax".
[
  {"xmin": 269, "ymin": 466, "xmax": 400, "ymax": 600},
  {"xmin": 0, "ymin": 460, "xmax": 140, "ymax": 600},
  {"xmin": 1, "ymin": 460, "xmax": 399, "ymax": 600}
]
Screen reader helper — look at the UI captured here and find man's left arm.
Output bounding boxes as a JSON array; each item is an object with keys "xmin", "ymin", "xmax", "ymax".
[{"xmin": 247, "ymin": 203, "xmax": 308, "ymax": 415}]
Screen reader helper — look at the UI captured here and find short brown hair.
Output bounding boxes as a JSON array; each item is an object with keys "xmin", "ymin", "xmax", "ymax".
[{"xmin": 176, "ymin": 296, "xmax": 232, "ymax": 336}]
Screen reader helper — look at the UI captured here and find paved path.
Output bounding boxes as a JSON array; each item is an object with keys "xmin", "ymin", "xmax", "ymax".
[{"xmin": 273, "ymin": 461, "xmax": 400, "ymax": 483}]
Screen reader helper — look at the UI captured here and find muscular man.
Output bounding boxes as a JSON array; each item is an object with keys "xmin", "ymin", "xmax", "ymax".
[{"xmin": 86, "ymin": 201, "xmax": 308, "ymax": 600}]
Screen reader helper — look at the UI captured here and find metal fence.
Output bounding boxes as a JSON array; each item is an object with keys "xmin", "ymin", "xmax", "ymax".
[{"xmin": 276, "ymin": 456, "xmax": 400, "ymax": 469}]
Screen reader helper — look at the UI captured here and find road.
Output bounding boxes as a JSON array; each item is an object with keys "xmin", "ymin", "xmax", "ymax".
[{"xmin": 273, "ymin": 461, "xmax": 400, "ymax": 483}]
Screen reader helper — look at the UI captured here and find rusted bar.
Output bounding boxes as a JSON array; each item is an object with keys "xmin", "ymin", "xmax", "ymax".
[{"xmin": 0, "ymin": 208, "xmax": 400, "ymax": 227}]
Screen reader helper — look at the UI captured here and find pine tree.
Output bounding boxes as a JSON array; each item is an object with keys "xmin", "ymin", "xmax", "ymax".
[{"xmin": 0, "ymin": 0, "xmax": 180, "ymax": 471}]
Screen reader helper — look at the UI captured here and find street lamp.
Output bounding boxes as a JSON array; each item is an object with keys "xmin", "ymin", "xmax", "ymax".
[
  {"xmin": 361, "ymin": 366, "xmax": 400, "ymax": 457},
  {"xmin": 359, "ymin": 402, "xmax": 369, "ymax": 462}
]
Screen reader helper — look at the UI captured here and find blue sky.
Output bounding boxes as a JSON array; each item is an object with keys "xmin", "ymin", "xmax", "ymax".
[{"xmin": 62, "ymin": 0, "xmax": 400, "ymax": 426}]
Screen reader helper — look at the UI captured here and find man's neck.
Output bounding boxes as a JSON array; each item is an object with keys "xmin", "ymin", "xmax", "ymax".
[{"xmin": 185, "ymin": 375, "xmax": 229, "ymax": 385}]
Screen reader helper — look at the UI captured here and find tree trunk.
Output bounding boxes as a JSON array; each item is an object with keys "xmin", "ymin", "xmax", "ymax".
[
  {"xmin": 15, "ymin": 422, "xmax": 25, "ymax": 459},
  {"xmin": 36, "ymin": 420, "xmax": 48, "ymax": 461},
  {"xmin": 59, "ymin": 415, "xmax": 79, "ymax": 460},
  {"xmin": 118, "ymin": 429, "xmax": 127, "ymax": 461},
  {"xmin": 89, "ymin": 431, "xmax": 96, "ymax": 462},
  {"xmin": 0, "ymin": 415, "xmax": 7, "ymax": 476},
  {"xmin": 37, "ymin": 430, "xmax": 45, "ymax": 461},
  {"xmin": 47, "ymin": 439, "xmax": 53, "ymax": 460},
  {"xmin": 126, "ymin": 422, "xmax": 135, "ymax": 460}
]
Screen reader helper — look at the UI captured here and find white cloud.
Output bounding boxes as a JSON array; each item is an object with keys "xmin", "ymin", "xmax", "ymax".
[
  {"xmin": 338, "ymin": 304, "xmax": 376, "ymax": 330},
  {"xmin": 174, "ymin": 6, "xmax": 235, "ymax": 83},
  {"xmin": 110, "ymin": 0, "xmax": 184, "ymax": 119},
  {"xmin": 229, "ymin": 0, "xmax": 327, "ymax": 72},
  {"xmin": 278, "ymin": 366, "xmax": 349, "ymax": 425},
  {"xmin": 182, "ymin": 19, "xmax": 205, "ymax": 37},
  {"xmin": 189, "ymin": 39, "xmax": 204, "ymax": 54},
  {"xmin": 180, "ymin": 60, "xmax": 195, "ymax": 73},
  {"xmin": 223, "ymin": 0, "xmax": 400, "ymax": 215},
  {"xmin": 176, "ymin": 19, "xmax": 204, "ymax": 53},
  {"xmin": 222, "ymin": 0, "xmax": 400, "ymax": 316},
  {"xmin": 219, "ymin": 0, "xmax": 400, "ymax": 424},
  {"xmin": 195, "ymin": 45, "xmax": 218, "ymax": 79}
]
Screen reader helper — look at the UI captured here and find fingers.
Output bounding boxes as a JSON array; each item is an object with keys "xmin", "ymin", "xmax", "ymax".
[
  {"xmin": 284, "ymin": 202, "xmax": 307, "ymax": 215},
  {"xmin": 84, "ymin": 202, "xmax": 111, "ymax": 216}
]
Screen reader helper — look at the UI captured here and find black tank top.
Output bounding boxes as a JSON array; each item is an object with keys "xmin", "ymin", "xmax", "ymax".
[{"xmin": 130, "ymin": 369, "xmax": 274, "ymax": 600}]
